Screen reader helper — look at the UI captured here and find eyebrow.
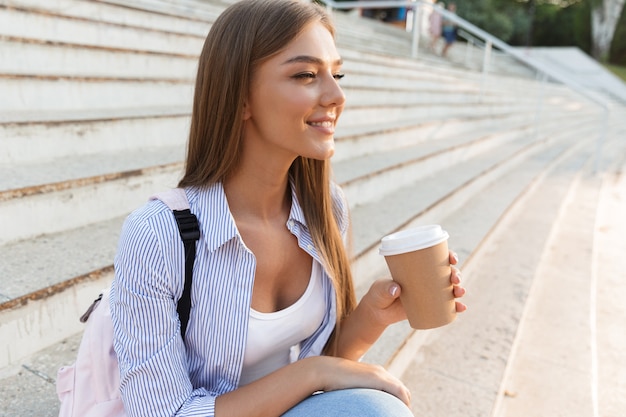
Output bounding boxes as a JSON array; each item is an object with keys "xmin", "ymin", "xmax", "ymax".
[{"xmin": 282, "ymin": 55, "xmax": 343, "ymax": 66}]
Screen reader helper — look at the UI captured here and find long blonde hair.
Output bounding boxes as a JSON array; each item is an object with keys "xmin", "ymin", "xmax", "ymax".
[{"xmin": 178, "ymin": 0, "xmax": 356, "ymax": 353}]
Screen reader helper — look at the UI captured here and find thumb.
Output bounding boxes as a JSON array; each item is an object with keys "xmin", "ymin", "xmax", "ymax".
[
  {"xmin": 368, "ymin": 279, "xmax": 401, "ymax": 309},
  {"xmin": 387, "ymin": 281, "xmax": 401, "ymax": 298}
]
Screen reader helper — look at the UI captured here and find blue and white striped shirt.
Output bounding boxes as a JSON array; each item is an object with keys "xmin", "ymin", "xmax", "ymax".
[{"xmin": 110, "ymin": 181, "xmax": 349, "ymax": 417}]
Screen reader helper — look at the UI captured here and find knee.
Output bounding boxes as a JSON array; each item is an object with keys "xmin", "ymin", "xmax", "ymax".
[
  {"xmin": 351, "ymin": 389, "xmax": 413, "ymax": 416},
  {"xmin": 282, "ymin": 388, "xmax": 414, "ymax": 417}
]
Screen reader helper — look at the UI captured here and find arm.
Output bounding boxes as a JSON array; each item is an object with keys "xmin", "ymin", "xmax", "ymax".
[
  {"xmin": 111, "ymin": 209, "xmax": 219, "ymax": 417},
  {"xmin": 215, "ymin": 356, "xmax": 410, "ymax": 417}
]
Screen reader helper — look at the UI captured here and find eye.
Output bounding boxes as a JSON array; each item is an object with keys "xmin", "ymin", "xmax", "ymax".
[
  {"xmin": 293, "ymin": 72, "xmax": 316, "ymax": 80},
  {"xmin": 333, "ymin": 73, "xmax": 345, "ymax": 80}
]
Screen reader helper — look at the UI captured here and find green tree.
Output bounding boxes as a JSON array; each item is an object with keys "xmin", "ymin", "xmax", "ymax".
[
  {"xmin": 456, "ymin": 0, "xmax": 516, "ymax": 41},
  {"xmin": 531, "ymin": 0, "xmax": 591, "ymax": 51},
  {"xmin": 591, "ymin": 0, "xmax": 625, "ymax": 61},
  {"xmin": 459, "ymin": 0, "xmax": 592, "ymax": 52},
  {"xmin": 609, "ymin": 2, "xmax": 626, "ymax": 64}
]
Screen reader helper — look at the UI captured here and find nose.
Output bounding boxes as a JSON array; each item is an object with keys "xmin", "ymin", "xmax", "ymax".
[{"xmin": 321, "ymin": 75, "xmax": 346, "ymax": 108}]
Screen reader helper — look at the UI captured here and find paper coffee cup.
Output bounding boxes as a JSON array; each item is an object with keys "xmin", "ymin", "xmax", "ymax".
[{"xmin": 379, "ymin": 225, "xmax": 456, "ymax": 329}]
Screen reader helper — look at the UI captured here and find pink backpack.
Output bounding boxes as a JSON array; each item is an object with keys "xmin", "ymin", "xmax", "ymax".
[{"xmin": 56, "ymin": 189, "xmax": 199, "ymax": 417}]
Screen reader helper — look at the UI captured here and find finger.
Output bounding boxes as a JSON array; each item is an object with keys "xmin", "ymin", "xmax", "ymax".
[
  {"xmin": 455, "ymin": 301, "xmax": 467, "ymax": 313},
  {"xmin": 450, "ymin": 267, "xmax": 461, "ymax": 285},
  {"xmin": 388, "ymin": 281, "xmax": 401, "ymax": 299},
  {"xmin": 453, "ymin": 284, "xmax": 466, "ymax": 298},
  {"xmin": 384, "ymin": 380, "xmax": 411, "ymax": 407},
  {"xmin": 396, "ymin": 386, "xmax": 412, "ymax": 407},
  {"xmin": 449, "ymin": 251, "xmax": 459, "ymax": 265},
  {"xmin": 367, "ymin": 279, "xmax": 401, "ymax": 309}
]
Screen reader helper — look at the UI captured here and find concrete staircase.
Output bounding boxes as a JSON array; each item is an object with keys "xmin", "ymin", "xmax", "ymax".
[{"xmin": 1, "ymin": 0, "xmax": 625, "ymax": 416}]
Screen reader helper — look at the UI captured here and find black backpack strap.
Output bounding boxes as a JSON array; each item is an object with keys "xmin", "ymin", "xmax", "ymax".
[
  {"xmin": 150, "ymin": 189, "xmax": 200, "ymax": 340},
  {"xmin": 172, "ymin": 209, "xmax": 200, "ymax": 339}
]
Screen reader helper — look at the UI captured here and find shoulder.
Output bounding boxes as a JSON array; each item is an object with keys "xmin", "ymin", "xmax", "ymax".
[{"xmin": 119, "ymin": 197, "xmax": 181, "ymax": 253}]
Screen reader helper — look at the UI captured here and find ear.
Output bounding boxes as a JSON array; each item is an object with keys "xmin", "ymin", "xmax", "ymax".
[{"xmin": 242, "ymin": 99, "xmax": 251, "ymax": 121}]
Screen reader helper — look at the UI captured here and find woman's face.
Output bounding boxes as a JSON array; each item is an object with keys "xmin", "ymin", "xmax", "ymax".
[{"xmin": 243, "ymin": 22, "xmax": 346, "ymax": 163}]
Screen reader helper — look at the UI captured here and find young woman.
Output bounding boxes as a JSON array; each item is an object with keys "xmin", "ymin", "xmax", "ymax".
[{"xmin": 110, "ymin": 1, "xmax": 466, "ymax": 416}]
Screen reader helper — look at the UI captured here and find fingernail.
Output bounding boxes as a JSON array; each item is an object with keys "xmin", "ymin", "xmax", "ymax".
[
  {"xmin": 453, "ymin": 252, "xmax": 459, "ymax": 263},
  {"xmin": 389, "ymin": 284, "xmax": 399, "ymax": 297}
]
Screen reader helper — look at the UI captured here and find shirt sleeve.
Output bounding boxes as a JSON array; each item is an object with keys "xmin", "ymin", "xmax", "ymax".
[{"xmin": 111, "ymin": 207, "xmax": 217, "ymax": 417}]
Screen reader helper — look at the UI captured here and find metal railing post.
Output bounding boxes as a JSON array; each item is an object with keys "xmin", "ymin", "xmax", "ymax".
[
  {"xmin": 411, "ymin": 2, "xmax": 421, "ymax": 59},
  {"xmin": 533, "ymin": 72, "xmax": 547, "ymax": 141},
  {"xmin": 480, "ymin": 40, "xmax": 492, "ymax": 101},
  {"xmin": 465, "ymin": 38, "xmax": 474, "ymax": 67}
]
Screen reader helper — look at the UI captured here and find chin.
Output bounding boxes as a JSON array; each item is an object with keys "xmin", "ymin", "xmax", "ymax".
[{"xmin": 315, "ymin": 147, "xmax": 335, "ymax": 161}]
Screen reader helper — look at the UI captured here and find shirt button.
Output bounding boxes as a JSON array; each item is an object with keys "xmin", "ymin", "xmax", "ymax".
[
  {"xmin": 288, "ymin": 220, "xmax": 294, "ymax": 228},
  {"xmin": 307, "ymin": 244, "xmax": 313, "ymax": 251}
]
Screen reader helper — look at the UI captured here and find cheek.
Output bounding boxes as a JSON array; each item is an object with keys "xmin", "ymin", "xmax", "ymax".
[{"xmin": 275, "ymin": 87, "xmax": 315, "ymax": 114}]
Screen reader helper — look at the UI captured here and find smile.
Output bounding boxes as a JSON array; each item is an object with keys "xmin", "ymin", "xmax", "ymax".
[{"xmin": 307, "ymin": 121, "xmax": 334, "ymax": 128}]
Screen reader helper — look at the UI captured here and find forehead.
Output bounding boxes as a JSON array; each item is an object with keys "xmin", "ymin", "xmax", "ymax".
[{"xmin": 273, "ymin": 22, "xmax": 340, "ymax": 64}]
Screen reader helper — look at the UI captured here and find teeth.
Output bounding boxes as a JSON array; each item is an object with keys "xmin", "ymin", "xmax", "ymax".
[{"xmin": 309, "ymin": 121, "xmax": 333, "ymax": 128}]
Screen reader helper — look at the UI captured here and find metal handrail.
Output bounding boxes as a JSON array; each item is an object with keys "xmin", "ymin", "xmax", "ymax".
[{"xmin": 320, "ymin": 0, "xmax": 610, "ymax": 171}]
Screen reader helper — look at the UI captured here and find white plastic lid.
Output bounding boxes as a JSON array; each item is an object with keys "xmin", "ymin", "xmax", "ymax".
[{"xmin": 379, "ymin": 225, "xmax": 449, "ymax": 256}]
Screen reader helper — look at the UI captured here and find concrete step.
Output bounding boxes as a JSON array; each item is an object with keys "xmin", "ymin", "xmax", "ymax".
[
  {"xmin": 334, "ymin": 111, "xmax": 534, "ymax": 162},
  {"xmin": 0, "ymin": 154, "xmax": 183, "ymax": 246},
  {"xmin": 0, "ymin": 76, "xmax": 194, "ymax": 112},
  {"xmin": 0, "ymin": 107, "xmax": 191, "ymax": 165},
  {"xmin": 0, "ymin": 4, "xmax": 206, "ymax": 54},
  {"xmin": 97, "ymin": 0, "xmax": 224, "ymax": 20},
  {"xmin": 1, "ymin": 0, "xmax": 217, "ymax": 33},
  {"xmin": 492, "ymin": 134, "xmax": 626, "ymax": 417},
  {"xmin": 0, "ymin": 332, "xmax": 82, "ymax": 417},
  {"xmin": 0, "ymin": 37, "xmax": 198, "ymax": 79},
  {"xmin": 338, "ymin": 100, "xmax": 536, "ymax": 129},
  {"xmin": 335, "ymin": 114, "xmax": 590, "ymax": 208}
]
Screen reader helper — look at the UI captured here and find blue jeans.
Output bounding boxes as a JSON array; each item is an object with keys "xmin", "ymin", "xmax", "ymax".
[{"xmin": 281, "ymin": 389, "xmax": 414, "ymax": 417}]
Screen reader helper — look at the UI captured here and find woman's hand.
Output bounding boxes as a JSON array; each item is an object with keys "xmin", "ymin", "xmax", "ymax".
[
  {"xmin": 361, "ymin": 250, "xmax": 467, "ymax": 328},
  {"xmin": 359, "ymin": 279, "xmax": 407, "ymax": 328},
  {"xmin": 450, "ymin": 250, "xmax": 467, "ymax": 313},
  {"xmin": 334, "ymin": 250, "xmax": 467, "ymax": 361},
  {"xmin": 215, "ymin": 355, "xmax": 411, "ymax": 416},
  {"xmin": 312, "ymin": 356, "xmax": 411, "ymax": 406}
]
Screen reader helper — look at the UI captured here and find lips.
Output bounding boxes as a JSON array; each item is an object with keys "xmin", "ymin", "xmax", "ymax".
[
  {"xmin": 306, "ymin": 114, "xmax": 336, "ymax": 129},
  {"xmin": 307, "ymin": 120, "xmax": 334, "ymax": 128}
]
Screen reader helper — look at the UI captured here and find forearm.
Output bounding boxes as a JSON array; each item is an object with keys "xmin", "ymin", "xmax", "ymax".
[
  {"xmin": 215, "ymin": 358, "xmax": 322, "ymax": 417},
  {"xmin": 333, "ymin": 301, "xmax": 387, "ymax": 361},
  {"xmin": 333, "ymin": 279, "xmax": 406, "ymax": 360},
  {"xmin": 215, "ymin": 354, "xmax": 412, "ymax": 415}
]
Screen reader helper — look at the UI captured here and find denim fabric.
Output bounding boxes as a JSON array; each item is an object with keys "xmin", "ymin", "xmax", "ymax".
[{"xmin": 281, "ymin": 388, "xmax": 414, "ymax": 417}]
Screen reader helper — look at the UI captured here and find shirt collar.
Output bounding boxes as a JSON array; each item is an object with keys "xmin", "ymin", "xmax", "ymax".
[
  {"xmin": 287, "ymin": 180, "xmax": 308, "ymax": 230},
  {"xmin": 186, "ymin": 183, "xmax": 238, "ymax": 253},
  {"xmin": 187, "ymin": 181, "xmax": 309, "ymax": 253}
]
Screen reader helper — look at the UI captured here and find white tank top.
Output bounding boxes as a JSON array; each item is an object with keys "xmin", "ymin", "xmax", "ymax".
[{"xmin": 238, "ymin": 261, "xmax": 326, "ymax": 386}]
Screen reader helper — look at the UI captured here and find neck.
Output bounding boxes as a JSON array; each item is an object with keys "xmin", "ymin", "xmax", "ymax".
[{"xmin": 224, "ymin": 166, "xmax": 292, "ymax": 223}]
